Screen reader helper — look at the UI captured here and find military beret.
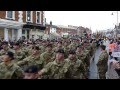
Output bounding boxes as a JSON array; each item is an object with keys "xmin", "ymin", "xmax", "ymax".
[
  {"xmin": 57, "ymin": 41, "xmax": 62, "ymax": 44},
  {"xmin": 42, "ymin": 41, "xmax": 46, "ymax": 43},
  {"xmin": 32, "ymin": 46, "xmax": 40, "ymax": 50},
  {"xmin": 56, "ymin": 49, "xmax": 65, "ymax": 54},
  {"xmin": 24, "ymin": 65, "xmax": 39, "ymax": 73},
  {"xmin": 2, "ymin": 41, "xmax": 8, "ymax": 45},
  {"xmin": 76, "ymin": 45, "xmax": 81, "ymax": 48},
  {"xmin": 46, "ymin": 43, "xmax": 52, "ymax": 48},
  {"xmin": 32, "ymin": 42, "xmax": 36, "ymax": 45},
  {"xmin": 6, "ymin": 51, "xmax": 14, "ymax": 60},
  {"xmin": 14, "ymin": 42, "xmax": 20, "ymax": 46},
  {"xmin": 68, "ymin": 49, "xmax": 76, "ymax": 55}
]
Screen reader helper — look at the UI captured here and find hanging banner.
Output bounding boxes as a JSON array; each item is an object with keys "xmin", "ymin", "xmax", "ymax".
[{"xmin": 112, "ymin": 52, "xmax": 120, "ymax": 57}]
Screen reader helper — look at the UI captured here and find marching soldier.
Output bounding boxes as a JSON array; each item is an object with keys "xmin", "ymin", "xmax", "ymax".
[
  {"xmin": 39, "ymin": 41, "xmax": 47, "ymax": 53},
  {"xmin": 12, "ymin": 42, "xmax": 26, "ymax": 62},
  {"xmin": 38, "ymin": 49, "xmax": 70, "ymax": 79},
  {"xmin": 26, "ymin": 42, "xmax": 36, "ymax": 56},
  {"xmin": 65, "ymin": 49, "xmax": 87, "ymax": 79},
  {"xmin": 40, "ymin": 43, "xmax": 54, "ymax": 67},
  {"xmin": 53, "ymin": 41, "xmax": 63, "ymax": 53},
  {"xmin": 68, "ymin": 40, "xmax": 76, "ymax": 50},
  {"xmin": 97, "ymin": 45, "xmax": 108, "ymax": 79},
  {"xmin": 63, "ymin": 41, "xmax": 69, "ymax": 59},
  {"xmin": 17, "ymin": 46, "xmax": 43, "ymax": 70},
  {"xmin": 23, "ymin": 65, "xmax": 39, "ymax": 79},
  {"xmin": 76, "ymin": 45, "xmax": 88, "ymax": 70},
  {"xmin": 0, "ymin": 51, "xmax": 23, "ymax": 79},
  {"xmin": 0, "ymin": 41, "xmax": 12, "ymax": 56}
]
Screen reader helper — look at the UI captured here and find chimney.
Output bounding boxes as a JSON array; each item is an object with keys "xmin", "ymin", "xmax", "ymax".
[{"xmin": 50, "ymin": 21, "xmax": 52, "ymax": 25}]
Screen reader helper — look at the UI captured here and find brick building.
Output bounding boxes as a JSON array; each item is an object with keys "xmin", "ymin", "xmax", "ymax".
[
  {"xmin": 0, "ymin": 11, "xmax": 46, "ymax": 41},
  {"xmin": 45, "ymin": 22, "xmax": 78, "ymax": 39}
]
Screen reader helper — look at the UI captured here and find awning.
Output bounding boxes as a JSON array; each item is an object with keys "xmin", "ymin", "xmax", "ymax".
[
  {"xmin": 0, "ymin": 18, "xmax": 24, "ymax": 29},
  {"xmin": 23, "ymin": 23, "xmax": 46, "ymax": 30}
]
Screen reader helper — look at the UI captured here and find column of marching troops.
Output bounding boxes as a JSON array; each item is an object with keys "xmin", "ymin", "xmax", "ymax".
[{"xmin": 0, "ymin": 38, "xmax": 98, "ymax": 79}]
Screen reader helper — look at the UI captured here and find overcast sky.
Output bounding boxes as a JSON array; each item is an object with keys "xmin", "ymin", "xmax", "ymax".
[{"xmin": 45, "ymin": 11, "xmax": 120, "ymax": 32}]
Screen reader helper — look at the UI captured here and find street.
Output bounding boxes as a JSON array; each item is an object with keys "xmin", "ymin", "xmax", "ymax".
[
  {"xmin": 89, "ymin": 40, "xmax": 110, "ymax": 79},
  {"xmin": 89, "ymin": 47, "xmax": 101, "ymax": 79}
]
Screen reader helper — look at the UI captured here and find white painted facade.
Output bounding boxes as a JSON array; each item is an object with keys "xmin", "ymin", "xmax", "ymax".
[
  {"xmin": 0, "ymin": 18, "xmax": 24, "ymax": 41},
  {"xmin": 0, "ymin": 11, "xmax": 25, "ymax": 41},
  {"xmin": 50, "ymin": 27, "xmax": 57, "ymax": 33},
  {"xmin": 0, "ymin": 11, "xmax": 45, "ymax": 41}
]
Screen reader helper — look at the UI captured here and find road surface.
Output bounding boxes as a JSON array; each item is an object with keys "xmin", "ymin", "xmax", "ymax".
[
  {"xmin": 89, "ymin": 40, "xmax": 110, "ymax": 79},
  {"xmin": 89, "ymin": 47, "xmax": 101, "ymax": 79}
]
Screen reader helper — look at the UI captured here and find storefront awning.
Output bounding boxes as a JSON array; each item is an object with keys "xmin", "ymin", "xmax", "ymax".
[
  {"xmin": 0, "ymin": 18, "xmax": 24, "ymax": 29},
  {"xmin": 23, "ymin": 23, "xmax": 46, "ymax": 30}
]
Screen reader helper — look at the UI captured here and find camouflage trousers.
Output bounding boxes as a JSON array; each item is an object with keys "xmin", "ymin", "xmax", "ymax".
[{"xmin": 98, "ymin": 70, "xmax": 106, "ymax": 79}]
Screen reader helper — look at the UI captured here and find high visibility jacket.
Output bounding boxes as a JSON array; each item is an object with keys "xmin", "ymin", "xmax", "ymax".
[{"xmin": 109, "ymin": 43, "xmax": 116, "ymax": 52}]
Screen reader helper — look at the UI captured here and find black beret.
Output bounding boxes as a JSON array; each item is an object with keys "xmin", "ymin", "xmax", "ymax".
[
  {"xmin": 76, "ymin": 45, "xmax": 81, "ymax": 48},
  {"xmin": 68, "ymin": 49, "xmax": 76, "ymax": 55},
  {"xmin": 6, "ymin": 51, "xmax": 14, "ymax": 60},
  {"xmin": 32, "ymin": 42, "xmax": 36, "ymax": 45},
  {"xmin": 56, "ymin": 49, "xmax": 65, "ymax": 54},
  {"xmin": 32, "ymin": 46, "xmax": 40, "ymax": 50},
  {"xmin": 24, "ymin": 65, "xmax": 39, "ymax": 73},
  {"xmin": 46, "ymin": 43, "xmax": 52, "ymax": 48},
  {"xmin": 57, "ymin": 41, "xmax": 62, "ymax": 44},
  {"xmin": 2, "ymin": 41, "xmax": 8, "ymax": 45},
  {"xmin": 14, "ymin": 42, "xmax": 20, "ymax": 46}
]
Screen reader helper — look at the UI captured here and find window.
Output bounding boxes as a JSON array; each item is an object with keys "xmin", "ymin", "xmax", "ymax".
[
  {"xmin": 6, "ymin": 11, "xmax": 15, "ymax": 19},
  {"xmin": 26, "ymin": 11, "xmax": 33, "ymax": 22},
  {"xmin": 22, "ymin": 30, "xmax": 25, "ymax": 34},
  {"xmin": 32, "ymin": 35, "xmax": 34, "ymax": 38},
  {"xmin": 36, "ymin": 11, "xmax": 41, "ymax": 24}
]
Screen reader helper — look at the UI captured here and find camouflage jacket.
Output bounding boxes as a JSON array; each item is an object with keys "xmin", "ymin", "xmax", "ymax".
[
  {"xmin": 52, "ymin": 47, "xmax": 64, "ymax": 53},
  {"xmin": 21, "ymin": 47, "xmax": 30, "ymax": 57},
  {"xmin": 65, "ymin": 58, "xmax": 86, "ymax": 79},
  {"xmin": 97, "ymin": 50, "xmax": 108, "ymax": 72},
  {"xmin": 0, "ymin": 48, "xmax": 12, "ymax": 56},
  {"xmin": 68, "ymin": 43, "xmax": 76, "ymax": 50},
  {"xmin": 0, "ymin": 61, "xmax": 23, "ymax": 79},
  {"xmin": 39, "ymin": 45, "xmax": 45, "ymax": 53},
  {"xmin": 41, "ymin": 60, "xmax": 70, "ymax": 79},
  {"xmin": 63, "ymin": 46, "xmax": 69, "ymax": 59},
  {"xmin": 40, "ymin": 51, "xmax": 54, "ymax": 67},
  {"xmin": 12, "ymin": 49, "xmax": 26, "ymax": 62},
  {"xmin": 17, "ymin": 54, "xmax": 43, "ymax": 70}
]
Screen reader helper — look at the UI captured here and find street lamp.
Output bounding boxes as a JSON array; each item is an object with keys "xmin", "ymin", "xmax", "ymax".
[{"xmin": 111, "ymin": 11, "xmax": 119, "ymax": 38}]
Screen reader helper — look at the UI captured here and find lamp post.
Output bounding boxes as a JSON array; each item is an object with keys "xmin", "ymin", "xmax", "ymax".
[{"xmin": 111, "ymin": 11, "xmax": 119, "ymax": 38}]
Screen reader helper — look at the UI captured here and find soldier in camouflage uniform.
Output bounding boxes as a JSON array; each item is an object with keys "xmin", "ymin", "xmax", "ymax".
[
  {"xmin": 63, "ymin": 41, "xmax": 69, "ymax": 59},
  {"xmin": 26, "ymin": 42, "xmax": 36, "ymax": 56},
  {"xmin": 97, "ymin": 45, "xmax": 108, "ymax": 79},
  {"xmin": 23, "ymin": 65, "xmax": 39, "ymax": 79},
  {"xmin": 12, "ymin": 42, "xmax": 26, "ymax": 62},
  {"xmin": 68, "ymin": 40, "xmax": 76, "ymax": 50},
  {"xmin": 0, "ymin": 41, "xmax": 12, "ymax": 56},
  {"xmin": 39, "ymin": 41, "xmax": 46, "ymax": 53},
  {"xmin": 91, "ymin": 39, "xmax": 97, "ymax": 55},
  {"xmin": 17, "ymin": 46, "xmax": 43, "ymax": 70},
  {"xmin": 83, "ymin": 41, "xmax": 91, "ymax": 67},
  {"xmin": 76, "ymin": 45, "xmax": 87, "ymax": 69},
  {"xmin": 65, "ymin": 50, "xmax": 86, "ymax": 79},
  {"xmin": 38, "ymin": 49, "xmax": 70, "ymax": 79},
  {"xmin": 0, "ymin": 51, "xmax": 23, "ymax": 79},
  {"xmin": 40, "ymin": 44, "xmax": 54, "ymax": 67},
  {"xmin": 52, "ymin": 41, "xmax": 63, "ymax": 53}
]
